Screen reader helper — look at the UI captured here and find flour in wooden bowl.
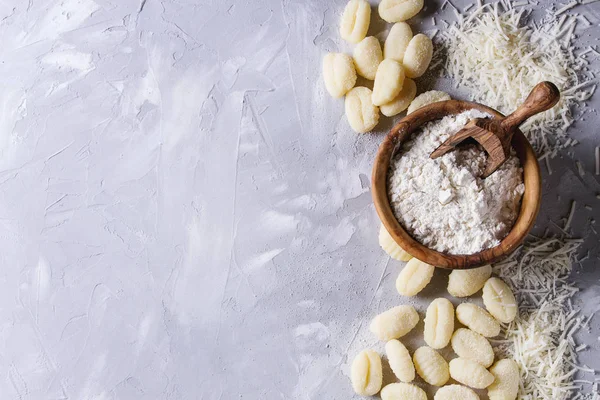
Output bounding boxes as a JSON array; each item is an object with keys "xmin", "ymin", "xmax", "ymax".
[{"xmin": 387, "ymin": 110, "xmax": 525, "ymax": 255}]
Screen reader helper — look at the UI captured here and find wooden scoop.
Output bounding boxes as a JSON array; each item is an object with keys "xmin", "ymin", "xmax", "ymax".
[{"xmin": 430, "ymin": 81, "xmax": 560, "ymax": 177}]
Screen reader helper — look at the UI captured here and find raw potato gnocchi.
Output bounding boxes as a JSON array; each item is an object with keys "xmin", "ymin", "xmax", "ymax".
[
  {"xmin": 384, "ymin": 22, "xmax": 413, "ymax": 61},
  {"xmin": 396, "ymin": 258, "xmax": 435, "ymax": 296},
  {"xmin": 424, "ymin": 298, "xmax": 455, "ymax": 349},
  {"xmin": 403, "ymin": 34, "xmax": 433, "ymax": 78},
  {"xmin": 380, "ymin": 78, "xmax": 416, "ymax": 117},
  {"xmin": 385, "ymin": 340, "xmax": 415, "ymax": 382},
  {"xmin": 345, "ymin": 87, "xmax": 380, "ymax": 133},
  {"xmin": 456, "ymin": 303, "xmax": 501, "ymax": 338},
  {"xmin": 407, "ymin": 90, "xmax": 451, "ymax": 114},
  {"xmin": 353, "ymin": 36, "xmax": 383, "ymax": 80},
  {"xmin": 372, "ymin": 59, "xmax": 406, "ymax": 106},
  {"xmin": 351, "ymin": 349, "xmax": 383, "ymax": 396},
  {"xmin": 447, "ymin": 265, "xmax": 492, "ymax": 297},
  {"xmin": 413, "ymin": 346, "xmax": 449, "ymax": 386},
  {"xmin": 322, "ymin": 53, "xmax": 357, "ymax": 98},
  {"xmin": 381, "ymin": 383, "xmax": 427, "ymax": 400},
  {"xmin": 482, "ymin": 277, "xmax": 518, "ymax": 323},
  {"xmin": 379, "ymin": 225, "xmax": 413, "ymax": 261},
  {"xmin": 379, "ymin": 0, "xmax": 424, "ymax": 23},
  {"xmin": 340, "ymin": 0, "xmax": 371, "ymax": 43},
  {"xmin": 449, "ymin": 358, "xmax": 495, "ymax": 389},
  {"xmin": 434, "ymin": 385, "xmax": 480, "ymax": 400},
  {"xmin": 450, "ymin": 328, "xmax": 494, "ymax": 368},
  {"xmin": 488, "ymin": 359, "xmax": 520, "ymax": 400},
  {"xmin": 370, "ymin": 305, "xmax": 419, "ymax": 341}
]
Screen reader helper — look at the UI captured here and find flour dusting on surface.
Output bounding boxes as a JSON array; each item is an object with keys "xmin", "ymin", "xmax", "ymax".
[{"xmin": 388, "ymin": 110, "xmax": 525, "ymax": 255}]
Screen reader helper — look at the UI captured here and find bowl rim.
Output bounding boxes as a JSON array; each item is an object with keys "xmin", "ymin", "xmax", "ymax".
[{"xmin": 371, "ymin": 99, "xmax": 542, "ymax": 269}]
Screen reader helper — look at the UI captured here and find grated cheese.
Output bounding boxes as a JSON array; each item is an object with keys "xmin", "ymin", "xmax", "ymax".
[
  {"xmin": 492, "ymin": 237, "xmax": 596, "ymax": 399},
  {"xmin": 436, "ymin": 2, "xmax": 596, "ymax": 156},
  {"xmin": 564, "ymin": 200, "xmax": 577, "ymax": 231},
  {"xmin": 555, "ymin": 1, "xmax": 578, "ymax": 16}
]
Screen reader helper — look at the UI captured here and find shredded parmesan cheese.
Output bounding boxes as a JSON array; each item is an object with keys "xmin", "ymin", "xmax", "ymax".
[
  {"xmin": 492, "ymin": 237, "xmax": 596, "ymax": 400},
  {"xmin": 436, "ymin": 2, "xmax": 595, "ymax": 156}
]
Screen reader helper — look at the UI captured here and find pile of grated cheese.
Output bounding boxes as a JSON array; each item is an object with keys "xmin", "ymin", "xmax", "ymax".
[
  {"xmin": 491, "ymin": 237, "xmax": 598, "ymax": 400},
  {"xmin": 435, "ymin": 1, "xmax": 597, "ymax": 158}
]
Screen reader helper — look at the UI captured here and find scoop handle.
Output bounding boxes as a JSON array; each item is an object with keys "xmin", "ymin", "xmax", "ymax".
[{"xmin": 501, "ymin": 81, "xmax": 560, "ymax": 130}]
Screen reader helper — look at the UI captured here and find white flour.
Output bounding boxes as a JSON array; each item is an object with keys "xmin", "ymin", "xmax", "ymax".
[{"xmin": 388, "ymin": 110, "xmax": 525, "ymax": 255}]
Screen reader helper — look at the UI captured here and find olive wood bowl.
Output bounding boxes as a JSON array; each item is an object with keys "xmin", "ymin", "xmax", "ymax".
[{"xmin": 371, "ymin": 100, "xmax": 541, "ymax": 269}]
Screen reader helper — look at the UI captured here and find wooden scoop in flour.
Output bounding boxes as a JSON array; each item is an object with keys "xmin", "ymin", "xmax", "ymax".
[{"xmin": 430, "ymin": 81, "xmax": 560, "ymax": 178}]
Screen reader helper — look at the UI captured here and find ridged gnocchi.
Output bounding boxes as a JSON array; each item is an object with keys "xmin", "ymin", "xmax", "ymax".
[
  {"xmin": 424, "ymin": 298, "xmax": 455, "ymax": 349},
  {"xmin": 353, "ymin": 36, "xmax": 383, "ymax": 80},
  {"xmin": 413, "ymin": 346, "xmax": 449, "ymax": 386},
  {"xmin": 379, "ymin": 225, "xmax": 413, "ymax": 261},
  {"xmin": 384, "ymin": 22, "xmax": 413, "ymax": 61},
  {"xmin": 340, "ymin": 0, "xmax": 371, "ymax": 43},
  {"xmin": 322, "ymin": 53, "xmax": 357, "ymax": 98},
  {"xmin": 381, "ymin": 383, "xmax": 427, "ymax": 400},
  {"xmin": 378, "ymin": 0, "xmax": 424, "ymax": 23},
  {"xmin": 351, "ymin": 349, "xmax": 383, "ymax": 396},
  {"xmin": 370, "ymin": 305, "xmax": 419, "ymax": 341},
  {"xmin": 434, "ymin": 384, "xmax": 480, "ymax": 400},
  {"xmin": 380, "ymin": 78, "xmax": 416, "ymax": 117},
  {"xmin": 372, "ymin": 59, "xmax": 406, "ymax": 106},
  {"xmin": 402, "ymin": 34, "xmax": 433, "ymax": 78},
  {"xmin": 396, "ymin": 258, "xmax": 435, "ymax": 296},
  {"xmin": 456, "ymin": 303, "xmax": 501, "ymax": 338},
  {"xmin": 450, "ymin": 328, "xmax": 494, "ymax": 368},
  {"xmin": 449, "ymin": 358, "xmax": 495, "ymax": 389},
  {"xmin": 407, "ymin": 90, "xmax": 451, "ymax": 114},
  {"xmin": 488, "ymin": 359, "xmax": 520, "ymax": 400},
  {"xmin": 345, "ymin": 87, "xmax": 379, "ymax": 133},
  {"xmin": 385, "ymin": 339, "xmax": 415, "ymax": 382},
  {"xmin": 482, "ymin": 277, "xmax": 518, "ymax": 323},
  {"xmin": 447, "ymin": 265, "xmax": 492, "ymax": 297}
]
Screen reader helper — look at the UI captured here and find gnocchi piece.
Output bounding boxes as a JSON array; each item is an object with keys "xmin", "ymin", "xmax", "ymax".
[
  {"xmin": 370, "ymin": 305, "xmax": 419, "ymax": 341},
  {"xmin": 450, "ymin": 328, "xmax": 494, "ymax": 368},
  {"xmin": 456, "ymin": 303, "xmax": 501, "ymax": 338},
  {"xmin": 407, "ymin": 90, "xmax": 451, "ymax": 114},
  {"xmin": 487, "ymin": 359, "xmax": 520, "ymax": 400},
  {"xmin": 353, "ymin": 36, "xmax": 383, "ymax": 80},
  {"xmin": 434, "ymin": 385, "xmax": 480, "ymax": 400},
  {"xmin": 482, "ymin": 277, "xmax": 518, "ymax": 323},
  {"xmin": 447, "ymin": 265, "xmax": 492, "ymax": 297},
  {"xmin": 413, "ymin": 346, "xmax": 449, "ymax": 386},
  {"xmin": 351, "ymin": 349, "xmax": 383, "ymax": 396},
  {"xmin": 372, "ymin": 59, "xmax": 406, "ymax": 106},
  {"xmin": 345, "ymin": 87, "xmax": 380, "ymax": 133},
  {"xmin": 340, "ymin": 0, "xmax": 371, "ymax": 44},
  {"xmin": 385, "ymin": 340, "xmax": 415, "ymax": 382},
  {"xmin": 378, "ymin": 0, "xmax": 424, "ymax": 23},
  {"xmin": 449, "ymin": 358, "xmax": 495, "ymax": 389},
  {"xmin": 381, "ymin": 383, "xmax": 427, "ymax": 400},
  {"xmin": 384, "ymin": 22, "xmax": 413, "ymax": 61},
  {"xmin": 379, "ymin": 224, "xmax": 413, "ymax": 261},
  {"xmin": 396, "ymin": 258, "xmax": 435, "ymax": 296},
  {"xmin": 380, "ymin": 78, "xmax": 416, "ymax": 117},
  {"xmin": 403, "ymin": 34, "xmax": 433, "ymax": 78},
  {"xmin": 322, "ymin": 53, "xmax": 357, "ymax": 98},
  {"xmin": 424, "ymin": 298, "xmax": 455, "ymax": 349}
]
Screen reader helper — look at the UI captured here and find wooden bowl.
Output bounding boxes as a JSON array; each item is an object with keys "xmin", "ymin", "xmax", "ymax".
[{"xmin": 372, "ymin": 100, "xmax": 541, "ymax": 269}]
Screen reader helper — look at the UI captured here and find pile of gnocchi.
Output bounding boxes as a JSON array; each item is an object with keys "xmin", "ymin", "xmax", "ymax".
[
  {"xmin": 349, "ymin": 226, "xmax": 521, "ymax": 400},
  {"xmin": 323, "ymin": 0, "xmax": 441, "ymax": 133}
]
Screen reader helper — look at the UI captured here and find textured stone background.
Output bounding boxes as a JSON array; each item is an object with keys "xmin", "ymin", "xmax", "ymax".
[{"xmin": 0, "ymin": 0, "xmax": 598, "ymax": 398}]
